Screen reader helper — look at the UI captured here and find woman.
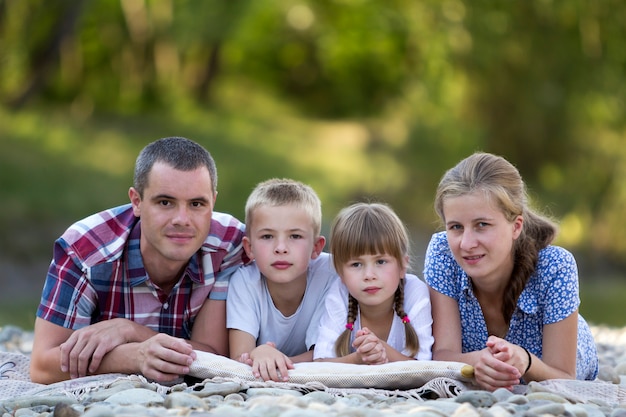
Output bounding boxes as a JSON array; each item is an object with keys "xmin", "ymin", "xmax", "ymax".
[{"xmin": 424, "ymin": 152, "xmax": 598, "ymax": 391}]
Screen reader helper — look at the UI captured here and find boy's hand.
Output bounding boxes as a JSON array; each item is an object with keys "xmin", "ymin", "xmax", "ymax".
[
  {"xmin": 249, "ymin": 342, "xmax": 294, "ymax": 382},
  {"xmin": 352, "ymin": 328, "xmax": 388, "ymax": 365}
]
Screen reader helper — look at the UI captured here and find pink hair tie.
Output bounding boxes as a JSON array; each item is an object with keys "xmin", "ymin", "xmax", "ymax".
[
  {"xmin": 345, "ymin": 323, "xmax": 354, "ymax": 331},
  {"xmin": 401, "ymin": 316, "xmax": 410, "ymax": 324}
]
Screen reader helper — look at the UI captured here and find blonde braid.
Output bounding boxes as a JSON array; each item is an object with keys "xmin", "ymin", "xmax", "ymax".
[
  {"xmin": 395, "ymin": 280, "xmax": 419, "ymax": 357},
  {"xmin": 334, "ymin": 294, "xmax": 359, "ymax": 357}
]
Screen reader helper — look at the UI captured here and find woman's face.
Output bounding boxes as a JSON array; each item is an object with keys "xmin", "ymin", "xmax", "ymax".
[{"xmin": 442, "ymin": 192, "xmax": 523, "ymax": 288}]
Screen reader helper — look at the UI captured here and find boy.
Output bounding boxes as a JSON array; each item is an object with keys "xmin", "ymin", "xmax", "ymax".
[{"xmin": 227, "ymin": 178, "xmax": 338, "ymax": 382}]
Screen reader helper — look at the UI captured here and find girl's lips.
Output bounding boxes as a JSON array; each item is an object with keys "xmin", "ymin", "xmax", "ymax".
[{"xmin": 363, "ymin": 287, "xmax": 381, "ymax": 294}]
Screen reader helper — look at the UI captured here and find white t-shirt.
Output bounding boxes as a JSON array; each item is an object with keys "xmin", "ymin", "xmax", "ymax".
[
  {"xmin": 227, "ymin": 252, "xmax": 338, "ymax": 357},
  {"xmin": 313, "ymin": 273, "xmax": 433, "ymax": 360}
]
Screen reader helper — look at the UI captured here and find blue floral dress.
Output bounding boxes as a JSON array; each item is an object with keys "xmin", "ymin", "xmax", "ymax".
[{"xmin": 424, "ymin": 232, "xmax": 598, "ymax": 380}]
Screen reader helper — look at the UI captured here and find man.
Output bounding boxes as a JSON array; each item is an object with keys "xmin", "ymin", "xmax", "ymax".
[{"xmin": 30, "ymin": 137, "xmax": 247, "ymax": 384}]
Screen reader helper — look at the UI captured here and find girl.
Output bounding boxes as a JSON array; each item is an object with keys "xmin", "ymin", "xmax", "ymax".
[
  {"xmin": 424, "ymin": 152, "xmax": 598, "ymax": 391},
  {"xmin": 314, "ymin": 202, "xmax": 433, "ymax": 363}
]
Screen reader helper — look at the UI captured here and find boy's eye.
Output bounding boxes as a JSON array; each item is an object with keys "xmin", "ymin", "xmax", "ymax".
[
  {"xmin": 191, "ymin": 201, "xmax": 204, "ymax": 208},
  {"xmin": 260, "ymin": 234, "xmax": 273, "ymax": 240},
  {"xmin": 159, "ymin": 200, "xmax": 172, "ymax": 207},
  {"xmin": 290, "ymin": 234, "xmax": 303, "ymax": 239}
]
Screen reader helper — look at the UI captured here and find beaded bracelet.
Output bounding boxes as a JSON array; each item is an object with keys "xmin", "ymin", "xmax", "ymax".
[{"xmin": 522, "ymin": 347, "xmax": 532, "ymax": 374}]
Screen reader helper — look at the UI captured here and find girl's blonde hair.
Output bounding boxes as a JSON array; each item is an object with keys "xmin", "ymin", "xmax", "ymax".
[
  {"xmin": 330, "ymin": 202, "xmax": 419, "ymax": 357},
  {"xmin": 434, "ymin": 152, "xmax": 558, "ymax": 324}
]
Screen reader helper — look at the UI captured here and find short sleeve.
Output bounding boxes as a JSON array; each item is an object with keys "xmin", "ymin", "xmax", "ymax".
[
  {"xmin": 539, "ymin": 246, "xmax": 581, "ymax": 324},
  {"xmin": 313, "ymin": 279, "xmax": 349, "ymax": 359},
  {"xmin": 226, "ymin": 265, "xmax": 262, "ymax": 338},
  {"xmin": 423, "ymin": 232, "xmax": 463, "ymax": 299}
]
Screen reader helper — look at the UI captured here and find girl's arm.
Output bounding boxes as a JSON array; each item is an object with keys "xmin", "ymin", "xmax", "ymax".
[{"xmin": 429, "ymin": 288, "xmax": 521, "ymax": 390}]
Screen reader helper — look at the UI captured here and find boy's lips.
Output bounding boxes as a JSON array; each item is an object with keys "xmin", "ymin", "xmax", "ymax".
[{"xmin": 272, "ymin": 261, "xmax": 292, "ymax": 270}]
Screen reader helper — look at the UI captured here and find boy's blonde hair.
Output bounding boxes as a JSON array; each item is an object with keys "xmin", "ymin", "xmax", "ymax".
[
  {"xmin": 245, "ymin": 178, "xmax": 322, "ymax": 236},
  {"xmin": 329, "ymin": 202, "xmax": 419, "ymax": 357}
]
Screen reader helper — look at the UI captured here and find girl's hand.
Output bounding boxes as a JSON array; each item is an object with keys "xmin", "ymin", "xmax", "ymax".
[{"xmin": 352, "ymin": 327, "xmax": 388, "ymax": 365}]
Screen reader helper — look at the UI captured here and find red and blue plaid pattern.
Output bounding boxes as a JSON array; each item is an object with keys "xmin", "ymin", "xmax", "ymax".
[{"xmin": 37, "ymin": 204, "xmax": 247, "ymax": 339}]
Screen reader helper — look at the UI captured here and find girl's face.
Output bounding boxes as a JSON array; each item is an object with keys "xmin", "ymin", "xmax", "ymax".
[
  {"xmin": 442, "ymin": 192, "xmax": 523, "ymax": 289},
  {"xmin": 339, "ymin": 253, "xmax": 407, "ymax": 310}
]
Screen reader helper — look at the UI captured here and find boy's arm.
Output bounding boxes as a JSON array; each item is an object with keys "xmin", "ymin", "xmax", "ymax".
[
  {"xmin": 190, "ymin": 299, "xmax": 228, "ymax": 356},
  {"xmin": 229, "ymin": 328, "xmax": 257, "ymax": 361}
]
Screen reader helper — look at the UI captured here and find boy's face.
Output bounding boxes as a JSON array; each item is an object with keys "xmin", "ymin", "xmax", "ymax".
[{"xmin": 243, "ymin": 204, "xmax": 325, "ymax": 285}]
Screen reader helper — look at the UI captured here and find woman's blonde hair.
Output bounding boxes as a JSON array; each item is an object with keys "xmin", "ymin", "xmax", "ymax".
[
  {"xmin": 434, "ymin": 152, "xmax": 558, "ymax": 323},
  {"xmin": 330, "ymin": 202, "xmax": 419, "ymax": 357}
]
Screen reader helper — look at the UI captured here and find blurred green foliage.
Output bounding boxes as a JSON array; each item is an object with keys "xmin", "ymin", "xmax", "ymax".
[{"xmin": 0, "ymin": 0, "xmax": 625, "ymax": 325}]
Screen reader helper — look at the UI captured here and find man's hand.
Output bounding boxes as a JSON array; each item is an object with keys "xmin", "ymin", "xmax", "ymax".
[
  {"xmin": 60, "ymin": 318, "xmax": 147, "ymax": 378},
  {"xmin": 134, "ymin": 333, "xmax": 197, "ymax": 382},
  {"xmin": 352, "ymin": 328, "xmax": 388, "ymax": 365},
  {"xmin": 248, "ymin": 342, "xmax": 294, "ymax": 382}
]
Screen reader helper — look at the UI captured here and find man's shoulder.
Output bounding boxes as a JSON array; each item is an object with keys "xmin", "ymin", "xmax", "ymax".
[
  {"xmin": 60, "ymin": 204, "xmax": 137, "ymax": 265},
  {"xmin": 202, "ymin": 211, "xmax": 246, "ymax": 252}
]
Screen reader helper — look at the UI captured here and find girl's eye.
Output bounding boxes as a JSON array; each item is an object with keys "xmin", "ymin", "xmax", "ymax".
[
  {"xmin": 376, "ymin": 259, "xmax": 388, "ymax": 265},
  {"xmin": 349, "ymin": 262, "xmax": 361, "ymax": 268}
]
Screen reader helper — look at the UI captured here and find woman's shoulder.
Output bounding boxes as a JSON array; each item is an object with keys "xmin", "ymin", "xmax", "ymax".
[
  {"xmin": 537, "ymin": 245, "xmax": 577, "ymax": 268},
  {"xmin": 427, "ymin": 231, "xmax": 449, "ymax": 252}
]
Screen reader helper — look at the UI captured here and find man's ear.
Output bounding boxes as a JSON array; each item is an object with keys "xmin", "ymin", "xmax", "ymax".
[
  {"xmin": 242, "ymin": 236, "xmax": 254, "ymax": 261},
  {"xmin": 128, "ymin": 187, "xmax": 142, "ymax": 217},
  {"xmin": 310, "ymin": 236, "xmax": 327, "ymax": 259}
]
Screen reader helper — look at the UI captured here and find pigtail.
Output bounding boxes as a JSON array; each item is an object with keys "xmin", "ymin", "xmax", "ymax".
[
  {"xmin": 334, "ymin": 294, "xmax": 359, "ymax": 357},
  {"xmin": 394, "ymin": 280, "xmax": 419, "ymax": 357}
]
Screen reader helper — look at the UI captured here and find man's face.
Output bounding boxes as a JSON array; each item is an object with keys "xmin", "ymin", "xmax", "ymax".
[{"xmin": 129, "ymin": 161, "xmax": 216, "ymax": 282}]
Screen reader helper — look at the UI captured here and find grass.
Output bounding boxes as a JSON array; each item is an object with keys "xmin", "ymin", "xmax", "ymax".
[
  {"xmin": 1, "ymin": 95, "xmax": 625, "ymax": 332},
  {"xmin": 580, "ymin": 281, "xmax": 626, "ymax": 328}
]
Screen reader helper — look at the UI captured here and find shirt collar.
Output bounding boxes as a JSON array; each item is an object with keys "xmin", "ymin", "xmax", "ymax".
[{"xmin": 126, "ymin": 220, "xmax": 204, "ymax": 286}]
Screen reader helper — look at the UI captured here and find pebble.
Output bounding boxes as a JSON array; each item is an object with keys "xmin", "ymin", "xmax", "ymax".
[{"xmin": 1, "ymin": 325, "xmax": 626, "ymax": 416}]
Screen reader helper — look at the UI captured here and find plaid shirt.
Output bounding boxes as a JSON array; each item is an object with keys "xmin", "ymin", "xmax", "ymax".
[{"xmin": 37, "ymin": 204, "xmax": 247, "ymax": 339}]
